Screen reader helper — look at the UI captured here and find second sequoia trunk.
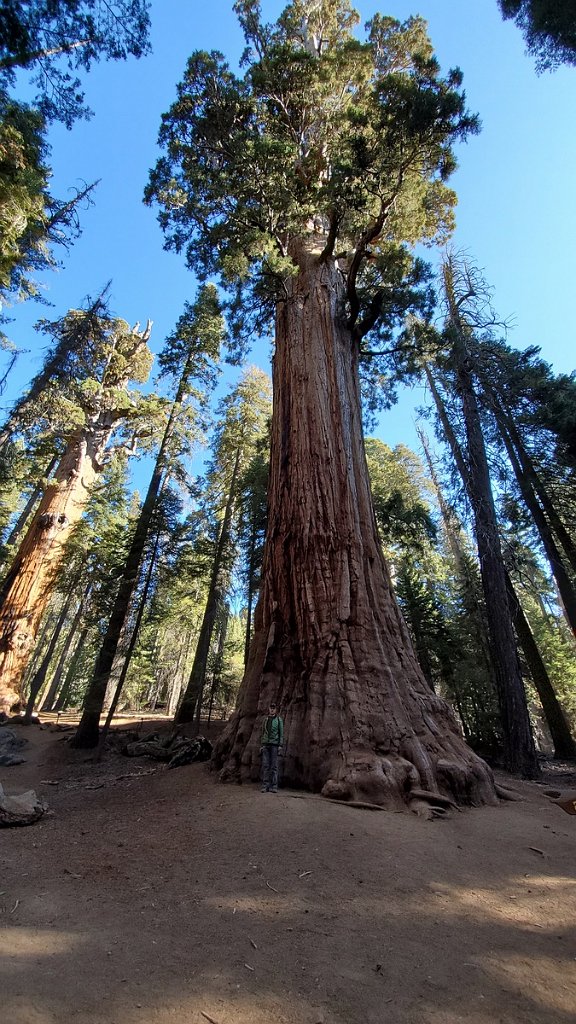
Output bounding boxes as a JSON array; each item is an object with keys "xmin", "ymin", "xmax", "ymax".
[{"xmin": 214, "ymin": 243, "xmax": 496, "ymax": 808}]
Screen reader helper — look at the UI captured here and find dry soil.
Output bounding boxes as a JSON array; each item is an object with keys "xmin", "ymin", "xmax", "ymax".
[{"xmin": 1, "ymin": 720, "xmax": 575, "ymax": 1024}]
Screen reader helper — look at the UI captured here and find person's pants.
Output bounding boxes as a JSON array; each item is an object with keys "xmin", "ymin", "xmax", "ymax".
[{"xmin": 261, "ymin": 744, "xmax": 279, "ymax": 790}]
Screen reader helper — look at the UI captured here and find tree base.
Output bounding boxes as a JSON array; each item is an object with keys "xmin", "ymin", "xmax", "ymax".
[
  {"xmin": 70, "ymin": 713, "xmax": 101, "ymax": 749},
  {"xmin": 0, "ymin": 684, "xmax": 21, "ymax": 718},
  {"xmin": 214, "ymin": 708, "xmax": 499, "ymax": 813}
]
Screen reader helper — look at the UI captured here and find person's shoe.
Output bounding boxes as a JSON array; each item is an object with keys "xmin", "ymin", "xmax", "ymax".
[
  {"xmin": 270, "ymin": 788, "xmax": 278, "ymax": 793},
  {"xmin": 261, "ymin": 786, "xmax": 267, "ymax": 792}
]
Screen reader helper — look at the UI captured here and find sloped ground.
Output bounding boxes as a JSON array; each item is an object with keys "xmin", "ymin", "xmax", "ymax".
[{"xmin": 1, "ymin": 721, "xmax": 575, "ymax": 1024}]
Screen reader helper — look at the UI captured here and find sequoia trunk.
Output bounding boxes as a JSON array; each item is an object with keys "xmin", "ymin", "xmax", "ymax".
[
  {"xmin": 214, "ymin": 244, "xmax": 496, "ymax": 809},
  {"xmin": 0, "ymin": 431, "xmax": 102, "ymax": 714}
]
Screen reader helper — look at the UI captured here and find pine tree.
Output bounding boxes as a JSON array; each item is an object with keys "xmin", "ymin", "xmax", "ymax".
[
  {"xmin": 174, "ymin": 366, "xmax": 272, "ymax": 726},
  {"xmin": 238, "ymin": 442, "xmax": 270, "ymax": 666},
  {"xmin": 471, "ymin": 340, "xmax": 576, "ymax": 633},
  {"xmin": 418, "ymin": 429, "xmax": 504, "ymax": 754},
  {"xmin": 0, "ymin": 94, "xmax": 97, "ymax": 343},
  {"xmin": 434, "ymin": 254, "xmax": 539, "ymax": 776}
]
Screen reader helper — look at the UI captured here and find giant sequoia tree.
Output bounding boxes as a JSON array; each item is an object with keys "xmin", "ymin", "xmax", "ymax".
[
  {"xmin": 147, "ymin": 0, "xmax": 497, "ymax": 808},
  {"xmin": 0, "ymin": 306, "xmax": 152, "ymax": 714},
  {"xmin": 72, "ymin": 285, "xmax": 225, "ymax": 747}
]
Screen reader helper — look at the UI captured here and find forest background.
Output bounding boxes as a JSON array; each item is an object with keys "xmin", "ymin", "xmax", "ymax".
[
  {"xmin": 3, "ymin": 0, "xmax": 575, "ymax": 424},
  {"xmin": 1, "ymin": 0, "xmax": 575, "ymax": 766}
]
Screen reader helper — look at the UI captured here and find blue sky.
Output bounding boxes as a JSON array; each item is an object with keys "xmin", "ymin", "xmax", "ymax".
[{"xmin": 2, "ymin": 1, "xmax": 576, "ymax": 461}]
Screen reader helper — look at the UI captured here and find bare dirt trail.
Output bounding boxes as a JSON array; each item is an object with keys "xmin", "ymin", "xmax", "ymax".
[{"xmin": 1, "ymin": 722, "xmax": 575, "ymax": 1024}]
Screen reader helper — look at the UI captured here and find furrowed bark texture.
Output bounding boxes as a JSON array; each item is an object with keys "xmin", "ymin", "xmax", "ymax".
[
  {"xmin": 505, "ymin": 573, "xmax": 576, "ymax": 759},
  {"xmin": 424, "ymin": 354, "xmax": 539, "ymax": 779},
  {"xmin": 214, "ymin": 246, "xmax": 496, "ymax": 809},
  {"xmin": 451, "ymin": 343, "xmax": 540, "ymax": 779},
  {"xmin": 0, "ymin": 432, "xmax": 100, "ymax": 714}
]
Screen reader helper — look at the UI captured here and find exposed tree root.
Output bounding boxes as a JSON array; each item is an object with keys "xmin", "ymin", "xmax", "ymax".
[
  {"xmin": 407, "ymin": 789, "xmax": 460, "ymax": 812},
  {"xmin": 494, "ymin": 783, "xmax": 524, "ymax": 801},
  {"xmin": 324, "ymin": 797, "xmax": 385, "ymax": 811},
  {"xmin": 544, "ymin": 789, "xmax": 576, "ymax": 815},
  {"xmin": 408, "ymin": 799, "xmax": 450, "ymax": 820}
]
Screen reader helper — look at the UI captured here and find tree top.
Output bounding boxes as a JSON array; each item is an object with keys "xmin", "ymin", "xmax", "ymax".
[{"xmin": 146, "ymin": 0, "xmax": 478, "ymax": 351}]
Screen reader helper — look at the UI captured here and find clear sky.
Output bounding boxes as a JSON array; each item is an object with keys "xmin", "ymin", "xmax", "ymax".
[{"xmin": 2, "ymin": 1, "xmax": 576, "ymax": 459}]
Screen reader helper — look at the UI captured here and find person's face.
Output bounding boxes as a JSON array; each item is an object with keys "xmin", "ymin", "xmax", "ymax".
[{"xmin": 269, "ymin": 704, "xmax": 277, "ymax": 715}]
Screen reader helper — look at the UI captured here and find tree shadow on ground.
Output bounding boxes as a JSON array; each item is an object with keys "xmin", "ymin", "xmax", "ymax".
[{"xmin": 1, "ymin": 758, "xmax": 575, "ymax": 1024}]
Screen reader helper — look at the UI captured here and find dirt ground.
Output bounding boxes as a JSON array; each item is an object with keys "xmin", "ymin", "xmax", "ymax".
[{"xmin": 1, "ymin": 719, "xmax": 575, "ymax": 1024}]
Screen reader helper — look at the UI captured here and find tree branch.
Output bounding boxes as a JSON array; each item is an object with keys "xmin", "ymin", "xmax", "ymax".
[
  {"xmin": 346, "ymin": 177, "xmax": 403, "ymax": 327},
  {"xmin": 0, "ymin": 39, "xmax": 91, "ymax": 72},
  {"xmin": 320, "ymin": 211, "xmax": 341, "ymax": 262}
]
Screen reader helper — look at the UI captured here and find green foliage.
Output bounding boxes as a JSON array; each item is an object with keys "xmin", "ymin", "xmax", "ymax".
[
  {"xmin": 395, "ymin": 555, "xmax": 451, "ymax": 687},
  {"xmin": 237, "ymin": 442, "xmax": 269, "ymax": 608},
  {"xmin": 204, "ymin": 608, "xmax": 245, "ymax": 715},
  {"xmin": 0, "ymin": 1, "xmax": 151, "ymax": 126},
  {"xmin": 0, "ymin": 96, "xmax": 47, "ymax": 295},
  {"xmin": 499, "ymin": 1, "xmax": 576, "ymax": 70},
  {"xmin": 503, "ymin": 532, "xmax": 576, "ymax": 730},
  {"xmin": 366, "ymin": 433, "xmax": 503, "ymax": 753},
  {"xmin": 476, "ymin": 337, "xmax": 576, "ymax": 482},
  {"xmin": 146, "ymin": 0, "xmax": 478, "ymax": 355},
  {"xmin": 0, "ymin": 438, "xmax": 23, "ymax": 542},
  {"xmin": 63, "ymin": 456, "xmax": 139, "ymax": 593},
  {"xmin": 158, "ymin": 284, "xmax": 225, "ymax": 398},
  {"xmin": 8, "ymin": 300, "xmax": 154, "ymax": 443},
  {"xmin": 0, "ymin": 93, "xmax": 95, "ymax": 338},
  {"xmin": 154, "ymin": 284, "xmax": 227, "ymax": 478},
  {"xmin": 366, "ymin": 438, "xmax": 436, "ymax": 557},
  {"xmin": 196, "ymin": 366, "xmax": 272, "ymax": 621},
  {"xmin": 526, "ymin": 608, "xmax": 576, "ymax": 727},
  {"xmin": 123, "ymin": 520, "xmax": 215, "ymax": 709},
  {"xmin": 206, "ymin": 366, "xmax": 272, "ymax": 503}
]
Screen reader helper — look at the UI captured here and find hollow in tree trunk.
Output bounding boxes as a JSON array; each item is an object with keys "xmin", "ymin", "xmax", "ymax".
[{"xmin": 214, "ymin": 243, "xmax": 496, "ymax": 809}]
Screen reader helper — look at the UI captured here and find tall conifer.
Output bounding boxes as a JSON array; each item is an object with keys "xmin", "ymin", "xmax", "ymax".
[{"xmin": 147, "ymin": 1, "xmax": 497, "ymax": 807}]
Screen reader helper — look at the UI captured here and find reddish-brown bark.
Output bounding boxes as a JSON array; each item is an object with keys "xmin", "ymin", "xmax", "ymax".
[
  {"xmin": 0, "ymin": 429, "xmax": 105, "ymax": 714},
  {"xmin": 214, "ymin": 241, "xmax": 497, "ymax": 809}
]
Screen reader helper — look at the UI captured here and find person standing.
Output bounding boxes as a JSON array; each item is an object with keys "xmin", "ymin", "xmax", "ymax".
[{"xmin": 260, "ymin": 701, "xmax": 284, "ymax": 793}]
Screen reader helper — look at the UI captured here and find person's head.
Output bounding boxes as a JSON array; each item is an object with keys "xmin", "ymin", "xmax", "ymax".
[{"xmin": 269, "ymin": 701, "xmax": 277, "ymax": 715}]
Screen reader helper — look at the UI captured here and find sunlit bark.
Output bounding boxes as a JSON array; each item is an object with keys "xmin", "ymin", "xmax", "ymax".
[
  {"xmin": 0, "ymin": 429, "xmax": 106, "ymax": 713},
  {"xmin": 215, "ymin": 241, "xmax": 496, "ymax": 808}
]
